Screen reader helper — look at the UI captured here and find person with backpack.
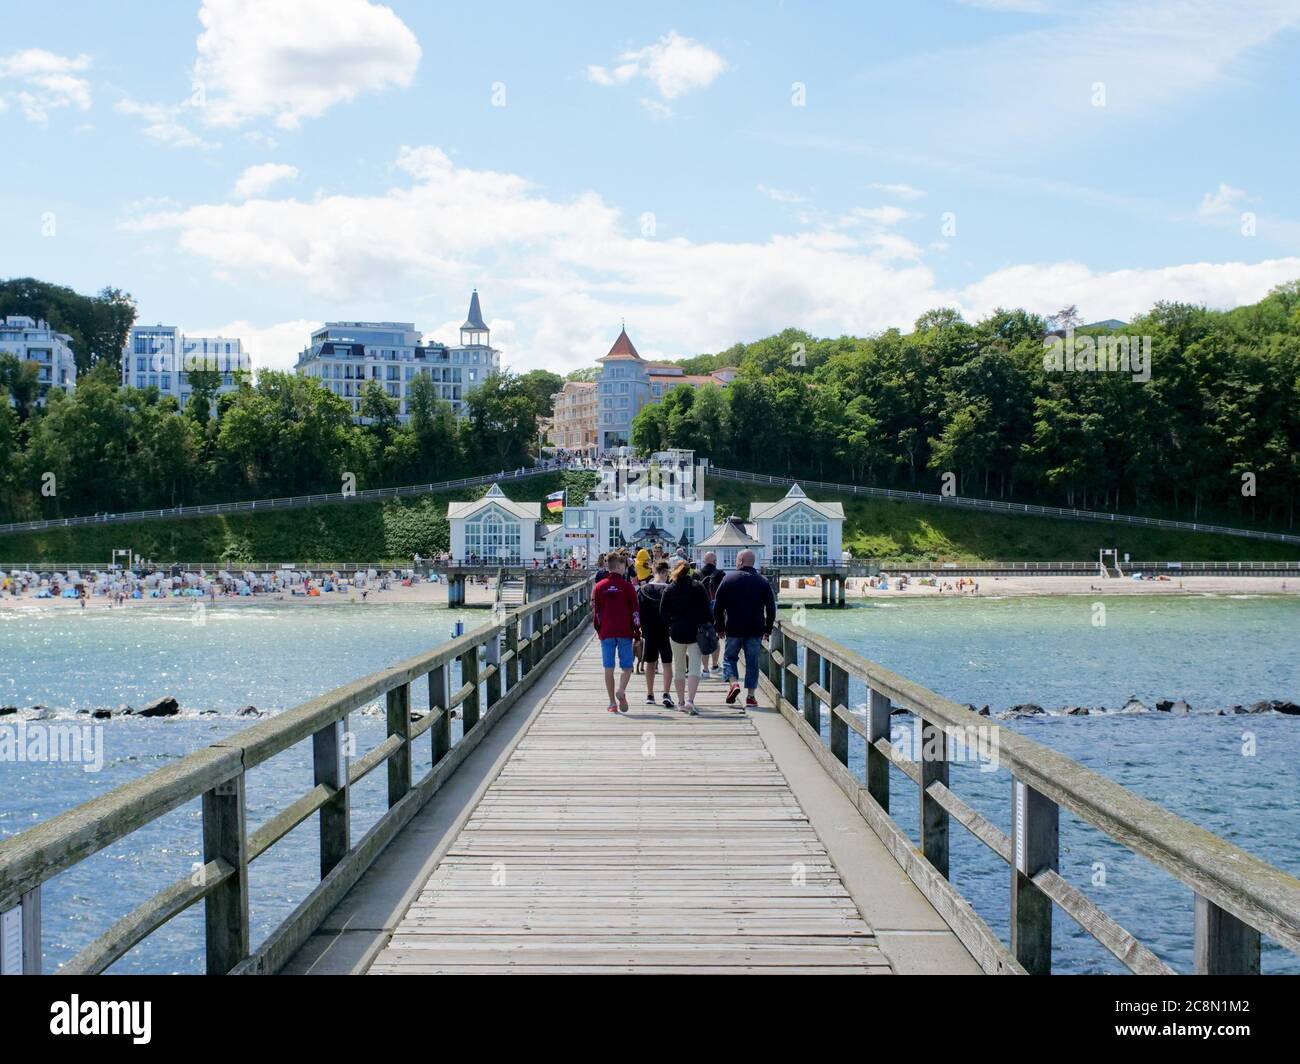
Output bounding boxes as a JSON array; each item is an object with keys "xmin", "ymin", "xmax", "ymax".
[
  {"xmin": 592, "ymin": 553, "xmax": 640, "ymax": 714},
  {"xmin": 714, "ymin": 549, "xmax": 777, "ymax": 711},
  {"xmin": 637, "ymin": 560, "xmax": 675, "ymax": 708},
  {"xmin": 697, "ymin": 550, "xmax": 724, "ymax": 678},
  {"xmin": 660, "ymin": 559, "xmax": 712, "ymax": 715}
]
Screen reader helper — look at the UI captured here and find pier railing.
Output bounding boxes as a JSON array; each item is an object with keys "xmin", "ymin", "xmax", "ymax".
[
  {"xmin": 761, "ymin": 620, "xmax": 1300, "ymax": 975},
  {"xmin": 0, "ymin": 578, "xmax": 594, "ymax": 975}
]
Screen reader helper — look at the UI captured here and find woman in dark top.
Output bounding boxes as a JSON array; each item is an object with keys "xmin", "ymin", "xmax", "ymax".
[{"xmin": 660, "ymin": 560, "xmax": 711, "ymax": 714}]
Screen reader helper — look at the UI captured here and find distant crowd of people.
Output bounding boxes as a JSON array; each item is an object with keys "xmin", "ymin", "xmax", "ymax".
[{"xmin": 589, "ymin": 544, "xmax": 776, "ymax": 717}]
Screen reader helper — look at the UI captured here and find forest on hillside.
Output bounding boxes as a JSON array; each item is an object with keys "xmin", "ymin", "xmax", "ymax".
[{"xmin": 632, "ymin": 286, "xmax": 1300, "ymax": 530}]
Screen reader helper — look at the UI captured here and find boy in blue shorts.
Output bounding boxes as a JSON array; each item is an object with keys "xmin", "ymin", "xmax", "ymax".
[{"xmin": 592, "ymin": 553, "xmax": 640, "ymax": 713}]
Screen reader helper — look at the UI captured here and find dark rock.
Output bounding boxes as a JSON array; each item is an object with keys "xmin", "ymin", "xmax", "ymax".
[
  {"xmin": 978, "ymin": 704, "xmax": 990, "ymax": 716},
  {"xmin": 890, "ymin": 705, "xmax": 910, "ymax": 715},
  {"xmin": 410, "ymin": 710, "xmax": 426, "ymax": 723},
  {"xmin": 1009, "ymin": 703, "xmax": 1046, "ymax": 717},
  {"xmin": 235, "ymin": 705, "xmax": 261, "ymax": 718},
  {"xmin": 1061, "ymin": 706, "xmax": 1090, "ymax": 716},
  {"xmin": 138, "ymin": 696, "xmax": 180, "ymax": 718},
  {"xmin": 1273, "ymin": 700, "xmax": 1300, "ymax": 715},
  {"xmin": 119, "ymin": 703, "xmax": 134, "ymax": 715},
  {"xmin": 91, "ymin": 707, "xmax": 112, "ymax": 719},
  {"xmin": 0, "ymin": 705, "xmax": 16, "ymax": 716},
  {"xmin": 1246, "ymin": 701, "xmax": 1275, "ymax": 714},
  {"xmin": 1118, "ymin": 698, "xmax": 1148, "ymax": 714},
  {"xmin": 1155, "ymin": 699, "xmax": 1174, "ymax": 712}
]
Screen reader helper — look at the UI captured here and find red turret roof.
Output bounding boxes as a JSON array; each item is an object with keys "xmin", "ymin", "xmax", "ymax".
[{"xmin": 598, "ymin": 326, "xmax": 642, "ymax": 362}]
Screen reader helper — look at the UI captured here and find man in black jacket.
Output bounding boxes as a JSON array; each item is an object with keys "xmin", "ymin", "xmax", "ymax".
[
  {"xmin": 713, "ymin": 549, "xmax": 776, "ymax": 710},
  {"xmin": 697, "ymin": 551, "xmax": 724, "ymax": 678}
]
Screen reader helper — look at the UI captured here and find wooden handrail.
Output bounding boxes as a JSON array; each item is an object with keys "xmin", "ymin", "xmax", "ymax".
[
  {"xmin": 0, "ymin": 577, "xmax": 594, "ymax": 975},
  {"xmin": 763, "ymin": 620, "xmax": 1300, "ymax": 975}
]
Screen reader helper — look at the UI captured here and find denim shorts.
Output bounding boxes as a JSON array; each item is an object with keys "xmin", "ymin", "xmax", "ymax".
[{"xmin": 600, "ymin": 636, "xmax": 634, "ymax": 669}]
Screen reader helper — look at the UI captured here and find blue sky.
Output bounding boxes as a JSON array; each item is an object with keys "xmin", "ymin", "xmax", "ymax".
[{"xmin": 2, "ymin": 0, "xmax": 1298, "ymax": 373}]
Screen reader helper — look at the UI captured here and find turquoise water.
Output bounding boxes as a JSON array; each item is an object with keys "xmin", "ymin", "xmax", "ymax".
[
  {"xmin": 800, "ymin": 594, "xmax": 1300, "ymax": 974},
  {"xmin": 1, "ymin": 595, "xmax": 1296, "ymax": 974}
]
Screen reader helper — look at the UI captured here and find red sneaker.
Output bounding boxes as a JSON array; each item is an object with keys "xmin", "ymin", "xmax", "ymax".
[
  {"xmin": 606, "ymin": 704, "xmax": 618, "ymax": 713},
  {"xmin": 745, "ymin": 694, "xmax": 758, "ymax": 708},
  {"xmin": 725, "ymin": 683, "xmax": 741, "ymax": 705}
]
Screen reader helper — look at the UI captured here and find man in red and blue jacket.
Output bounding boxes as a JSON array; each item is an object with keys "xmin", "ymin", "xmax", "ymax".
[{"xmin": 592, "ymin": 553, "xmax": 640, "ymax": 714}]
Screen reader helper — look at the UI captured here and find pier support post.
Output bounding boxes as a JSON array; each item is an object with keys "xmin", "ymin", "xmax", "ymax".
[
  {"xmin": 448, "ymin": 574, "xmax": 465, "ymax": 607},
  {"xmin": 821, "ymin": 578, "xmax": 828, "ymax": 606},
  {"xmin": 919, "ymin": 721, "xmax": 949, "ymax": 879},
  {"xmin": 866, "ymin": 687, "xmax": 891, "ymax": 810},
  {"xmin": 387, "ymin": 682, "xmax": 411, "ymax": 807},
  {"xmin": 837, "ymin": 576, "xmax": 846, "ymax": 606},
  {"xmin": 829, "ymin": 663, "xmax": 850, "ymax": 766},
  {"xmin": 1010, "ymin": 778, "xmax": 1059, "ymax": 974},
  {"xmin": 202, "ymin": 774, "xmax": 249, "ymax": 975},
  {"xmin": 460, "ymin": 646, "xmax": 481, "ymax": 732},
  {"xmin": 313, "ymin": 719, "xmax": 350, "ymax": 877},
  {"xmin": 429, "ymin": 664, "xmax": 451, "ymax": 766},
  {"xmin": 803, "ymin": 646, "xmax": 822, "ymax": 733},
  {"xmin": 1194, "ymin": 895, "xmax": 1260, "ymax": 974}
]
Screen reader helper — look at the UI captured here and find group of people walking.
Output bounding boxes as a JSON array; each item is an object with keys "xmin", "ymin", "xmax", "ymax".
[{"xmin": 590, "ymin": 545, "xmax": 776, "ymax": 716}]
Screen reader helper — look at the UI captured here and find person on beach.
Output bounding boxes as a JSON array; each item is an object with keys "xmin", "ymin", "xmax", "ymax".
[
  {"xmin": 660, "ymin": 559, "xmax": 712, "ymax": 715},
  {"xmin": 714, "ymin": 549, "xmax": 777, "ymax": 711},
  {"xmin": 637, "ymin": 560, "xmax": 675, "ymax": 707},
  {"xmin": 697, "ymin": 550, "xmax": 724, "ymax": 678},
  {"xmin": 592, "ymin": 553, "xmax": 639, "ymax": 714}
]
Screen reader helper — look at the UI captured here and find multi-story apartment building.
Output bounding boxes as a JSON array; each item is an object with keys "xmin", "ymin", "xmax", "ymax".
[
  {"xmin": 121, "ymin": 325, "xmax": 251, "ymax": 412},
  {"xmin": 595, "ymin": 326, "xmax": 738, "ymax": 450},
  {"xmin": 546, "ymin": 380, "xmax": 598, "ymax": 454},
  {"xmin": 294, "ymin": 291, "xmax": 499, "ymax": 420},
  {"xmin": 0, "ymin": 316, "xmax": 77, "ymax": 402}
]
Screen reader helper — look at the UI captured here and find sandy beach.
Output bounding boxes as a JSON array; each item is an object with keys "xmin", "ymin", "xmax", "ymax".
[{"xmin": 2, "ymin": 573, "xmax": 1297, "ymax": 611}]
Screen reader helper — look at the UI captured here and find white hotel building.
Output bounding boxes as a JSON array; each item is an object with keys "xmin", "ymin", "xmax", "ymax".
[
  {"xmin": 121, "ymin": 325, "xmax": 251, "ymax": 412},
  {"xmin": 294, "ymin": 291, "xmax": 500, "ymax": 420},
  {"xmin": 0, "ymin": 316, "xmax": 78, "ymax": 403}
]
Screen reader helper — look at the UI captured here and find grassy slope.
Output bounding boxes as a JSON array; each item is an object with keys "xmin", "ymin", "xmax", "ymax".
[
  {"xmin": 707, "ymin": 481, "xmax": 1300, "ymax": 564},
  {"xmin": 0, "ymin": 472, "xmax": 1294, "ymax": 564}
]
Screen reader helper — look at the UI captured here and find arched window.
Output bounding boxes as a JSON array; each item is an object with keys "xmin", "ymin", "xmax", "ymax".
[
  {"xmin": 464, "ymin": 509, "xmax": 522, "ymax": 563},
  {"xmin": 640, "ymin": 505, "xmax": 664, "ymax": 529},
  {"xmin": 773, "ymin": 509, "xmax": 828, "ymax": 565}
]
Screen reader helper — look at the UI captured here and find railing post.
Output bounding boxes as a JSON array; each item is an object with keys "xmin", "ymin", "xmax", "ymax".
[
  {"xmin": 1010, "ymin": 778, "xmax": 1058, "ymax": 974},
  {"xmin": 803, "ymin": 645, "xmax": 822, "ymax": 733},
  {"xmin": 485, "ymin": 627, "xmax": 502, "ymax": 708},
  {"xmin": 387, "ymin": 682, "xmax": 411, "ymax": 807},
  {"xmin": 202, "ymin": 774, "xmax": 249, "ymax": 975},
  {"xmin": 1194, "ymin": 895, "xmax": 1260, "ymax": 974},
  {"xmin": 829, "ymin": 662, "xmax": 849, "ymax": 766},
  {"xmin": 866, "ymin": 686, "xmax": 891, "ymax": 809},
  {"xmin": 313, "ymin": 719, "xmax": 350, "ymax": 877},
  {"xmin": 460, "ymin": 645, "xmax": 481, "ymax": 732},
  {"xmin": 0, "ymin": 887, "xmax": 41, "ymax": 974},
  {"xmin": 429, "ymin": 664, "xmax": 451, "ymax": 765},
  {"xmin": 918, "ymin": 721, "xmax": 950, "ymax": 879},
  {"xmin": 504, "ymin": 619, "xmax": 519, "ymax": 691},
  {"xmin": 781, "ymin": 631, "xmax": 800, "ymax": 709}
]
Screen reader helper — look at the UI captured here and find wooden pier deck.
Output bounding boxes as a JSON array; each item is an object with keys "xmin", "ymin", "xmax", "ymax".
[{"xmin": 367, "ymin": 637, "xmax": 890, "ymax": 974}]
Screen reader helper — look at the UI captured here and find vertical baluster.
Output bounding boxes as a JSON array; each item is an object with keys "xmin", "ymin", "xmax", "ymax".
[
  {"xmin": 202, "ymin": 774, "xmax": 249, "ymax": 975},
  {"xmin": 0, "ymin": 887, "xmax": 42, "ymax": 974},
  {"xmin": 313, "ymin": 718, "xmax": 350, "ymax": 876},
  {"xmin": 1194, "ymin": 895, "xmax": 1260, "ymax": 974},
  {"xmin": 803, "ymin": 645, "xmax": 822, "ymax": 733},
  {"xmin": 460, "ymin": 644, "xmax": 481, "ymax": 731},
  {"xmin": 919, "ymin": 720, "xmax": 949, "ymax": 879},
  {"xmin": 504, "ymin": 619, "xmax": 519, "ymax": 691},
  {"xmin": 429, "ymin": 663, "xmax": 451, "ymax": 765},
  {"xmin": 781, "ymin": 631, "xmax": 800, "ymax": 710},
  {"xmin": 485, "ymin": 627, "xmax": 502, "ymax": 709},
  {"xmin": 866, "ymin": 686, "xmax": 891, "ymax": 810},
  {"xmin": 387, "ymin": 682, "xmax": 411, "ymax": 806},
  {"xmin": 1010, "ymin": 778, "xmax": 1058, "ymax": 974},
  {"xmin": 829, "ymin": 662, "xmax": 850, "ymax": 766}
]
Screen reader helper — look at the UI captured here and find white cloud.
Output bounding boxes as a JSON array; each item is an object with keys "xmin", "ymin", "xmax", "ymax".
[
  {"xmin": 757, "ymin": 184, "xmax": 805, "ymax": 204},
  {"xmin": 869, "ymin": 182, "xmax": 925, "ymax": 200},
  {"xmin": 0, "ymin": 49, "xmax": 92, "ymax": 123},
  {"xmin": 116, "ymin": 97, "xmax": 218, "ymax": 150},
  {"xmin": 233, "ymin": 162, "xmax": 299, "ymax": 199},
  {"xmin": 194, "ymin": 0, "xmax": 421, "ymax": 129},
  {"xmin": 1198, "ymin": 183, "xmax": 1249, "ymax": 217},
  {"xmin": 587, "ymin": 31, "xmax": 728, "ymax": 100},
  {"xmin": 123, "ymin": 145, "xmax": 1300, "ymax": 373}
]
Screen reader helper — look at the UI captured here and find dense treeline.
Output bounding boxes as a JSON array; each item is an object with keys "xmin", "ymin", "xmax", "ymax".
[
  {"xmin": 0, "ymin": 361, "xmax": 562, "ymax": 522},
  {"xmin": 0, "ymin": 277, "xmax": 137, "ymax": 374},
  {"xmin": 633, "ymin": 286, "xmax": 1300, "ymax": 529}
]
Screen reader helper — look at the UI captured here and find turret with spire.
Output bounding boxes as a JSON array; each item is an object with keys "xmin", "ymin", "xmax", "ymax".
[{"xmin": 460, "ymin": 289, "xmax": 489, "ymax": 348}]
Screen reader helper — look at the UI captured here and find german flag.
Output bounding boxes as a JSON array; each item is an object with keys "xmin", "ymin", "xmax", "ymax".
[{"xmin": 545, "ymin": 490, "xmax": 565, "ymax": 513}]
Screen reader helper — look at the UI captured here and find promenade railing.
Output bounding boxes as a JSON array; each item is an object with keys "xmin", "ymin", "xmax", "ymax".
[
  {"xmin": 0, "ymin": 578, "xmax": 594, "ymax": 975},
  {"xmin": 761, "ymin": 619, "xmax": 1300, "ymax": 975}
]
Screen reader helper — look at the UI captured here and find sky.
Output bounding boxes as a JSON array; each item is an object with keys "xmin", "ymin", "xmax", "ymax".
[{"xmin": 2, "ymin": 0, "xmax": 1299, "ymax": 374}]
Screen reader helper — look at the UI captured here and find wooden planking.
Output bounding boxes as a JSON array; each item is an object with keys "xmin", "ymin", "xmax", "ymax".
[{"xmin": 369, "ymin": 637, "xmax": 891, "ymax": 974}]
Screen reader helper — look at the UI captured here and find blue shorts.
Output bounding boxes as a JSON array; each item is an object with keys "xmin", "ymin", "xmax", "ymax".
[{"xmin": 600, "ymin": 636, "xmax": 634, "ymax": 669}]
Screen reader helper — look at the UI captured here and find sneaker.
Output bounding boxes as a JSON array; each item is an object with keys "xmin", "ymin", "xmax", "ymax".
[
  {"xmin": 700, "ymin": 668, "xmax": 711, "ymax": 680},
  {"xmin": 684, "ymin": 702, "xmax": 699, "ymax": 716},
  {"xmin": 745, "ymin": 694, "xmax": 758, "ymax": 708},
  {"xmin": 725, "ymin": 683, "xmax": 741, "ymax": 705},
  {"xmin": 607, "ymin": 704, "xmax": 618, "ymax": 713},
  {"xmin": 644, "ymin": 695, "xmax": 656, "ymax": 706},
  {"xmin": 662, "ymin": 694, "xmax": 675, "ymax": 708},
  {"xmin": 617, "ymin": 692, "xmax": 629, "ymax": 714}
]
